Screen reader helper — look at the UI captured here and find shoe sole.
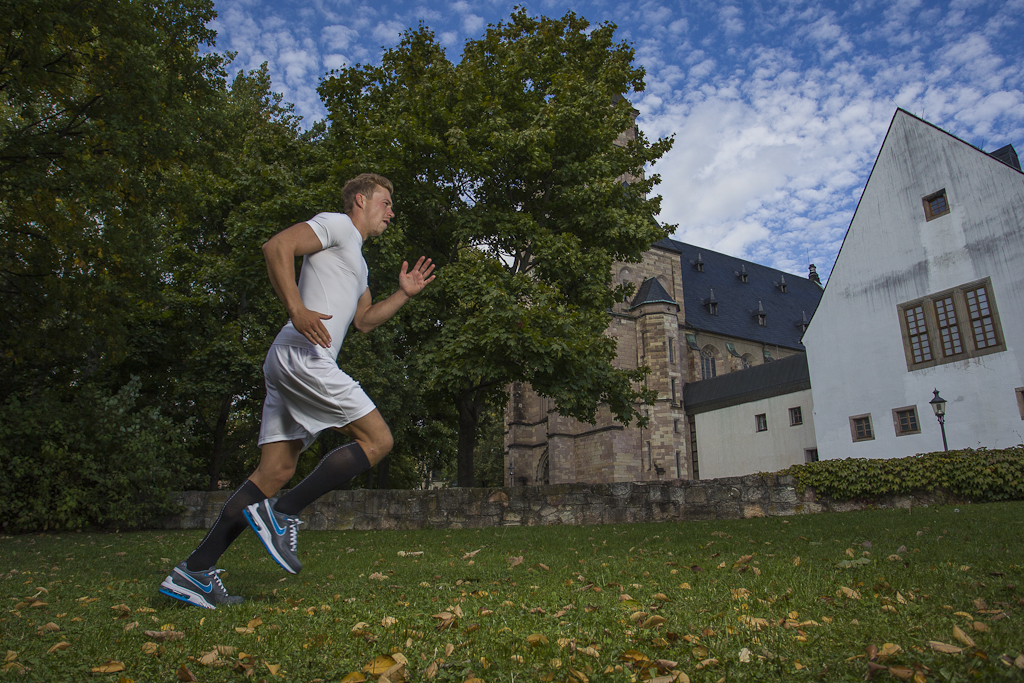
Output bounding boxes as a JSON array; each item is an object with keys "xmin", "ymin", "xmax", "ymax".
[
  {"xmin": 159, "ymin": 579, "xmax": 216, "ymax": 609},
  {"xmin": 244, "ymin": 505, "xmax": 301, "ymax": 575}
]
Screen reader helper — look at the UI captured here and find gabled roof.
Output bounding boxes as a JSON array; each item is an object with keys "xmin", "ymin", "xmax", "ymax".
[
  {"xmin": 683, "ymin": 353, "xmax": 810, "ymax": 414},
  {"xmin": 654, "ymin": 237, "xmax": 823, "ymax": 350},
  {"xmin": 630, "ymin": 277, "xmax": 678, "ymax": 309}
]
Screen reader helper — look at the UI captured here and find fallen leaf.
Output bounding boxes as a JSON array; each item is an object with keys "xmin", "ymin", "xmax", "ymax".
[
  {"xmin": 840, "ymin": 587, "xmax": 861, "ymax": 600},
  {"xmin": 888, "ymin": 665, "xmax": 914, "ymax": 680},
  {"xmin": 141, "ymin": 642, "xmax": 159, "ymax": 655},
  {"xmin": 36, "ymin": 622, "xmax": 60, "ymax": 634},
  {"xmin": 91, "ymin": 661, "xmax": 125, "ymax": 674},
  {"xmin": 508, "ymin": 556, "xmax": 524, "ymax": 568},
  {"xmin": 527, "ymin": 634, "xmax": 550, "ymax": 646},
  {"xmin": 879, "ymin": 643, "xmax": 903, "ymax": 658},
  {"xmin": 953, "ymin": 625, "xmax": 976, "ymax": 648},
  {"xmin": 642, "ymin": 616, "xmax": 667, "ymax": 629},
  {"xmin": 177, "ymin": 663, "xmax": 198, "ymax": 681},
  {"xmin": 199, "ymin": 651, "xmax": 219, "ymax": 666},
  {"xmin": 929, "ymin": 641, "xmax": 963, "ymax": 654},
  {"xmin": 46, "ymin": 642, "xmax": 71, "ymax": 655},
  {"xmin": 739, "ymin": 648, "xmax": 751, "ymax": 663},
  {"xmin": 144, "ymin": 630, "xmax": 184, "ymax": 641}
]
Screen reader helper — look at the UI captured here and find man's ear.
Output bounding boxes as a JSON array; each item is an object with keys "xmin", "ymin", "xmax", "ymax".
[{"xmin": 353, "ymin": 192, "xmax": 366, "ymax": 209}]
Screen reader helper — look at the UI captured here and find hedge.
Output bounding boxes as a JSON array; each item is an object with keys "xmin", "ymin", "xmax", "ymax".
[{"xmin": 784, "ymin": 446, "xmax": 1024, "ymax": 502}]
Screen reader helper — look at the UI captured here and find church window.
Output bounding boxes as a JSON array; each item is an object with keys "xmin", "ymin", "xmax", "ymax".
[{"xmin": 700, "ymin": 347, "xmax": 716, "ymax": 380}]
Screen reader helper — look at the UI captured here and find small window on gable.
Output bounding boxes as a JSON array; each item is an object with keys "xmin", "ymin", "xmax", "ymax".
[
  {"xmin": 850, "ymin": 414, "xmax": 874, "ymax": 442},
  {"xmin": 923, "ymin": 189, "xmax": 950, "ymax": 221},
  {"xmin": 755, "ymin": 413, "xmax": 768, "ymax": 432},
  {"xmin": 892, "ymin": 406, "xmax": 921, "ymax": 436},
  {"xmin": 789, "ymin": 407, "xmax": 803, "ymax": 426},
  {"xmin": 1016, "ymin": 388, "xmax": 1024, "ymax": 420}
]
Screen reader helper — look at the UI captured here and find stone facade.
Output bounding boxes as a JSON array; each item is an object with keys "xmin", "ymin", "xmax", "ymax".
[
  {"xmin": 162, "ymin": 478, "xmax": 947, "ymax": 533},
  {"xmin": 506, "ymin": 243, "xmax": 812, "ymax": 487}
]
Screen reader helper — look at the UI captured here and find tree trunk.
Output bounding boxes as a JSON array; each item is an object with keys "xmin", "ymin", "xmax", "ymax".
[
  {"xmin": 376, "ymin": 455, "xmax": 391, "ymax": 489},
  {"xmin": 456, "ymin": 389, "xmax": 484, "ymax": 487},
  {"xmin": 206, "ymin": 393, "xmax": 233, "ymax": 491}
]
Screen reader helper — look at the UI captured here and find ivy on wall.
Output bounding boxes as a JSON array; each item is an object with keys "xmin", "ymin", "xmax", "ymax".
[{"xmin": 785, "ymin": 446, "xmax": 1024, "ymax": 502}]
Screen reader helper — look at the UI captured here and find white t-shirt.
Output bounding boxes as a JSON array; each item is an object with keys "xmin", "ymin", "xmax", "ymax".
[{"xmin": 271, "ymin": 212, "xmax": 368, "ymax": 361}]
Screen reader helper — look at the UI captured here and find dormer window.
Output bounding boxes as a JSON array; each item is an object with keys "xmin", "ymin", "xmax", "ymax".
[
  {"xmin": 702, "ymin": 288, "xmax": 718, "ymax": 315},
  {"xmin": 755, "ymin": 300, "xmax": 767, "ymax": 326},
  {"xmin": 691, "ymin": 253, "xmax": 705, "ymax": 272},
  {"xmin": 774, "ymin": 274, "xmax": 787, "ymax": 293},
  {"xmin": 797, "ymin": 310, "xmax": 809, "ymax": 332},
  {"xmin": 736, "ymin": 264, "xmax": 748, "ymax": 283}
]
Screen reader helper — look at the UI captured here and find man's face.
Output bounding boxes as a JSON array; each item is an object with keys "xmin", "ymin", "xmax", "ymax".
[{"xmin": 362, "ymin": 187, "xmax": 394, "ymax": 237}]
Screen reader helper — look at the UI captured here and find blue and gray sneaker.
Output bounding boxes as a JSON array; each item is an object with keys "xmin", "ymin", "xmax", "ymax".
[
  {"xmin": 159, "ymin": 562, "xmax": 243, "ymax": 609},
  {"xmin": 244, "ymin": 498, "xmax": 303, "ymax": 574}
]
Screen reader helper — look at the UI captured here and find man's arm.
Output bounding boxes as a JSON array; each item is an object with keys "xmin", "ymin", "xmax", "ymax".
[
  {"xmin": 353, "ymin": 257, "xmax": 435, "ymax": 333},
  {"xmin": 262, "ymin": 222, "xmax": 334, "ymax": 348}
]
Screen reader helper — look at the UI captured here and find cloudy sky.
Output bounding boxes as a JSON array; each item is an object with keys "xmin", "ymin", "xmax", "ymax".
[{"xmin": 210, "ymin": 0, "xmax": 1024, "ymax": 280}]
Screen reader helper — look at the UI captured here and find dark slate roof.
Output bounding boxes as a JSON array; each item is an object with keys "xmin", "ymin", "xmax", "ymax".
[
  {"xmin": 989, "ymin": 144, "xmax": 1021, "ymax": 172},
  {"xmin": 683, "ymin": 353, "xmax": 810, "ymax": 414},
  {"xmin": 630, "ymin": 277, "xmax": 678, "ymax": 309},
  {"xmin": 654, "ymin": 237, "xmax": 823, "ymax": 350}
]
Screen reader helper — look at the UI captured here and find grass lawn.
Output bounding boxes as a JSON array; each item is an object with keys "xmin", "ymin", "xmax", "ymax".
[{"xmin": 2, "ymin": 501, "xmax": 1023, "ymax": 682}]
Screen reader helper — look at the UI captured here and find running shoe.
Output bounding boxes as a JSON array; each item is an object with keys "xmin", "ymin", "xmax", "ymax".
[
  {"xmin": 244, "ymin": 498, "xmax": 303, "ymax": 574},
  {"xmin": 158, "ymin": 562, "xmax": 243, "ymax": 609}
]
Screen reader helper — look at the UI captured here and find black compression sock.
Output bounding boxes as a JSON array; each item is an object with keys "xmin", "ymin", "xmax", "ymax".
[
  {"xmin": 275, "ymin": 442, "xmax": 371, "ymax": 515},
  {"xmin": 185, "ymin": 479, "xmax": 266, "ymax": 572}
]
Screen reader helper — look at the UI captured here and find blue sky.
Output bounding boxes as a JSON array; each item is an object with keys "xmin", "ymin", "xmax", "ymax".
[{"xmin": 210, "ymin": 0, "xmax": 1024, "ymax": 281}]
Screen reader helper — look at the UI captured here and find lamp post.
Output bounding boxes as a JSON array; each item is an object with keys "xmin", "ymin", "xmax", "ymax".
[
  {"xmin": 508, "ymin": 461, "xmax": 514, "ymax": 487},
  {"xmin": 929, "ymin": 389, "xmax": 948, "ymax": 452}
]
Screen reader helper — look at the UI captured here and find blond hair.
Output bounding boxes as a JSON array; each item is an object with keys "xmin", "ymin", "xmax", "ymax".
[{"xmin": 342, "ymin": 173, "xmax": 394, "ymax": 213}]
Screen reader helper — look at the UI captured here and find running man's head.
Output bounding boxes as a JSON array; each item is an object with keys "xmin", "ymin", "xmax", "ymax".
[
  {"xmin": 344, "ymin": 173, "xmax": 394, "ymax": 239},
  {"xmin": 343, "ymin": 173, "xmax": 394, "ymax": 213}
]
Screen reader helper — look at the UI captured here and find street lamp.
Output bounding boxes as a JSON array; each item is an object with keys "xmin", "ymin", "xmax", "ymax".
[
  {"xmin": 929, "ymin": 389, "xmax": 948, "ymax": 452},
  {"xmin": 508, "ymin": 461, "xmax": 514, "ymax": 487}
]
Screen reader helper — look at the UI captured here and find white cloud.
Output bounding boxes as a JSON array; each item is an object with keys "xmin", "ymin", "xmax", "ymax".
[
  {"xmin": 322, "ymin": 24, "xmax": 358, "ymax": 51},
  {"xmin": 462, "ymin": 13, "xmax": 485, "ymax": 34}
]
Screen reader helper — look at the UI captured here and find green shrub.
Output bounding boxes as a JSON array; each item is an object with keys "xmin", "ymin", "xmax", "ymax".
[
  {"xmin": 785, "ymin": 446, "xmax": 1024, "ymax": 501},
  {"xmin": 0, "ymin": 377, "xmax": 197, "ymax": 532}
]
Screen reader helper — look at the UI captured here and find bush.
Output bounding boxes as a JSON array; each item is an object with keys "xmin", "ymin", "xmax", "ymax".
[
  {"xmin": 0, "ymin": 377, "xmax": 197, "ymax": 532},
  {"xmin": 785, "ymin": 446, "xmax": 1024, "ymax": 502}
]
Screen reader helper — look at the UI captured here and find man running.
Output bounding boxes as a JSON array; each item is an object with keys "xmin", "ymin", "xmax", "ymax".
[{"xmin": 160, "ymin": 173, "xmax": 434, "ymax": 608}]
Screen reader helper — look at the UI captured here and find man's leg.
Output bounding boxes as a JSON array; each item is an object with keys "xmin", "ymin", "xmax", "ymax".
[
  {"xmin": 275, "ymin": 409, "xmax": 393, "ymax": 515},
  {"xmin": 160, "ymin": 440, "xmax": 302, "ymax": 608}
]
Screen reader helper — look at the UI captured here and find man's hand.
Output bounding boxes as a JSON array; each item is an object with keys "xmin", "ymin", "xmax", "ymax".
[
  {"xmin": 398, "ymin": 257, "xmax": 436, "ymax": 297},
  {"xmin": 291, "ymin": 306, "xmax": 334, "ymax": 348}
]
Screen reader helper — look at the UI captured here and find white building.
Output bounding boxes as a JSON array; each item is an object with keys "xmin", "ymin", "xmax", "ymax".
[{"xmin": 804, "ymin": 109, "xmax": 1024, "ymax": 459}]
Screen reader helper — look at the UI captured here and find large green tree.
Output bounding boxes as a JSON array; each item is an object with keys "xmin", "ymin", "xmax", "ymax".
[
  {"xmin": 319, "ymin": 9, "xmax": 673, "ymax": 486},
  {"xmin": 0, "ymin": 0, "xmax": 227, "ymax": 529}
]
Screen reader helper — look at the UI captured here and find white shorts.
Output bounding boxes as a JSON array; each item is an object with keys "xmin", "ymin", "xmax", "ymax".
[{"xmin": 257, "ymin": 344, "xmax": 376, "ymax": 452}]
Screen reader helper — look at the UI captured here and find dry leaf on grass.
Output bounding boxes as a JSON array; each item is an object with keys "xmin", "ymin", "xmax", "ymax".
[
  {"xmin": 91, "ymin": 660, "xmax": 125, "ymax": 674},
  {"xmin": 929, "ymin": 641, "xmax": 963, "ymax": 654},
  {"xmin": 144, "ymin": 630, "xmax": 184, "ymax": 641},
  {"xmin": 46, "ymin": 642, "xmax": 70, "ymax": 655},
  {"xmin": 176, "ymin": 663, "xmax": 198, "ymax": 681},
  {"xmin": 508, "ymin": 556, "xmax": 524, "ymax": 568},
  {"xmin": 952, "ymin": 625, "xmax": 976, "ymax": 647}
]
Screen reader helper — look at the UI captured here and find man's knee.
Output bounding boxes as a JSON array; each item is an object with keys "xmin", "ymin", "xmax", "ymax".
[{"xmin": 364, "ymin": 428, "xmax": 393, "ymax": 465}]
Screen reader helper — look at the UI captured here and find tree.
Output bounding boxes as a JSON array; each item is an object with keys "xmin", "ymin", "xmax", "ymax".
[
  {"xmin": 0, "ymin": 0, "xmax": 227, "ymax": 528},
  {"xmin": 318, "ymin": 9, "xmax": 673, "ymax": 486}
]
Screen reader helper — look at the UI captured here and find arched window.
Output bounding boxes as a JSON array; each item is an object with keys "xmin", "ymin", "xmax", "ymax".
[
  {"xmin": 741, "ymin": 353, "xmax": 755, "ymax": 370},
  {"xmin": 700, "ymin": 346, "xmax": 717, "ymax": 380}
]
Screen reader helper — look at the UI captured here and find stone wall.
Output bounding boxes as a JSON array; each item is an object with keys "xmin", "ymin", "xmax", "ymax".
[{"xmin": 161, "ymin": 475, "xmax": 929, "ymax": 533}]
